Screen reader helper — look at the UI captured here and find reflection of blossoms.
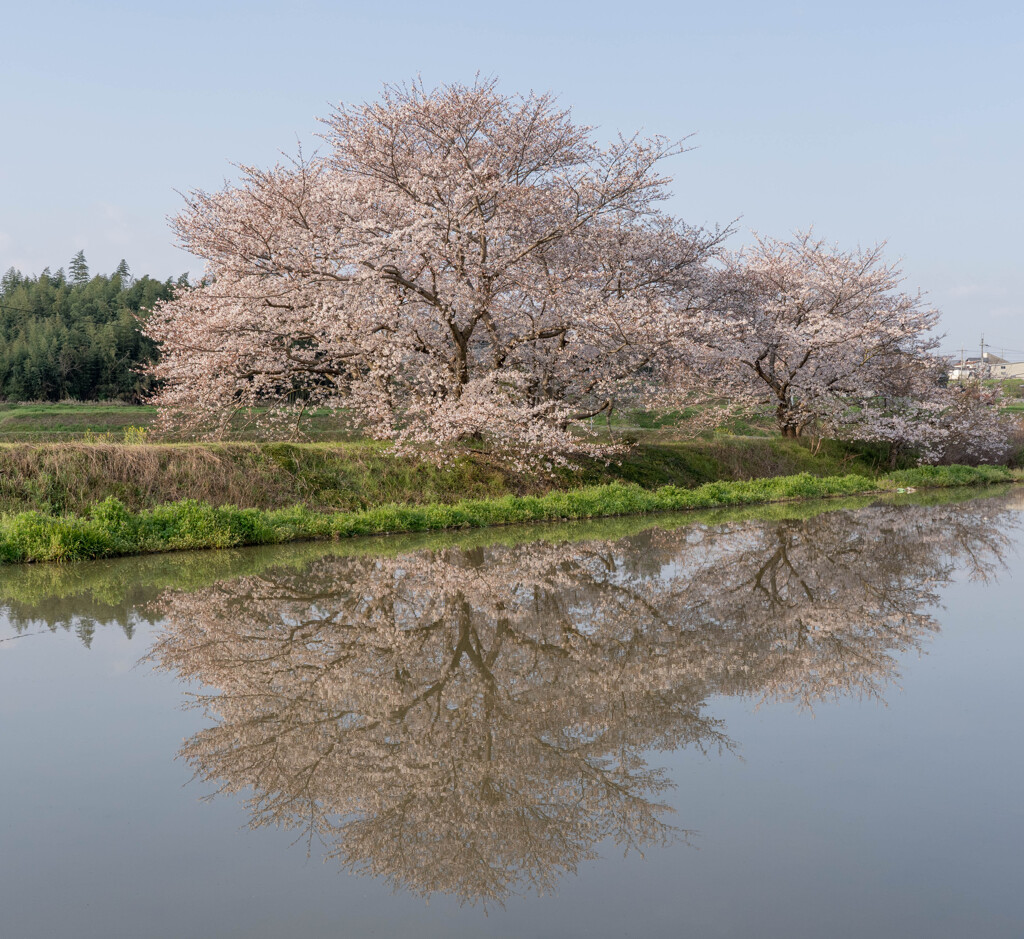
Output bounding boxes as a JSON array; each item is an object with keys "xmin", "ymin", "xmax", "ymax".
[{"xmin": 150, "ymin": 500, "xmax": 1012, "ymax": 905}]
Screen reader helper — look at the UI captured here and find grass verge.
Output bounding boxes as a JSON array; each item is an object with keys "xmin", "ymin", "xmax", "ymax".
[
  {"xmin": 5, "ymin": 485, "xmax": 1014, "ymax": 642},
  {"xmin": 0, "ymin": 437, "xmax": 907, "ymax": 516},
  {"xmin": 0, "ymin": 465, "xmax": 1018, "ymax": 564}
]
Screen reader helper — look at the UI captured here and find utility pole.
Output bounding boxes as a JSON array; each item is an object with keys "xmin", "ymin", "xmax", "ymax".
[{"xmin": 980, "ymin": 334, "xmax": 986, "ymax": 381}]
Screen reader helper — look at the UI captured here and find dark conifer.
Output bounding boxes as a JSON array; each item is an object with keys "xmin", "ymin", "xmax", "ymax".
[{"xmin": 69, "ymin": 250, "xmax": 90, "ymax": 285}]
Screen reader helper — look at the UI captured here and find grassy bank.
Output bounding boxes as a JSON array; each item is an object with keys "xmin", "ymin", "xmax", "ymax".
[
  {"xmin": 0, "ymin": 436, "xmax": 900, "ymax": 517},
  {"xmin": 3, "ymin": 484, "xmax": 1014, "ymax": 641},
  {"xmin": 0, "ymin": 465, "xmax": 1018, "ymax": 564}
]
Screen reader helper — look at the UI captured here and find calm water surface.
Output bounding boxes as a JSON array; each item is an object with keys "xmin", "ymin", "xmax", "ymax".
[{"xmin": 1, "ymin": 490, "xmax": 1022, "ymax": 938}]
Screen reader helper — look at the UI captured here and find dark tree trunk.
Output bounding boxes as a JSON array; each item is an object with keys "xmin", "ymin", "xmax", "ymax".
[{"xmin": 777, "ymin": 401, "xmax": 802, "ymax": 438}]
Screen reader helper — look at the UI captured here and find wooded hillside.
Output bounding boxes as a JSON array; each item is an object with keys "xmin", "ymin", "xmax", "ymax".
[{"xmin": 0, "ymin": 253, "xmax": 183, "ymax": 401}]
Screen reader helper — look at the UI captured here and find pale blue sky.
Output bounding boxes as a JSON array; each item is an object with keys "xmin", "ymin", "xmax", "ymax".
[{"xmin": 1, "ymin": 0, "xmax": 1021, "ymax": 355}]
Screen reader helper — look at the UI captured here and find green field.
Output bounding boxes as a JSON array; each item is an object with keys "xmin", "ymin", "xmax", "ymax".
[
  {"xmin": 3, "ymin": 398, "xmax": 1019, "ymax": 441},
  {"xmin": 0, "ymin": 403, "xmax": 158, "ymax": 441},
  {"xmin": 0, "ymin": 402, "xmax": 370, "ymax": 442},
  {"xmin": 0, "ymin": 401, "xmax": 779, "ymax": 442}
]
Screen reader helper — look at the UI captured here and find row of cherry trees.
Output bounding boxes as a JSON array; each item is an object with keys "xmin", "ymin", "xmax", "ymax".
[{"xmin": 144, "ymin": 79, "xmax": 1016, "ymax": 463}]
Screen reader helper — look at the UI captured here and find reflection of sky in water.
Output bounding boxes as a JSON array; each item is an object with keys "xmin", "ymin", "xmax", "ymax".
[{"xmin": 0, "ymin": 492, "xmax": 1022, "ymax": 938}]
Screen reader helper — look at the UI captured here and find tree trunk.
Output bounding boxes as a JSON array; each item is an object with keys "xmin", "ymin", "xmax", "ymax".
[{"xmin": 776, "ymin": 402, "xmax": 802, "ymax": 437}]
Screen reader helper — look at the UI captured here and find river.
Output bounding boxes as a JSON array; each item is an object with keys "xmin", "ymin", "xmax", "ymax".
[{"xmin": 1, "ymin": 488, "xmax": 1022, "ymax": 938}]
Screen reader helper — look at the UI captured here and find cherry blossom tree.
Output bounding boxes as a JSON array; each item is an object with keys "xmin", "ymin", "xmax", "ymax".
[
  {"xmin": 677, "ymin": 232, "xmax": 944, "ymax": 439},
  {"xmin": 832, "ymin": 368, "xmax": 1021, "ymax": 465},
  {"xmin": 146, "ymin": 79, "xmax": 722, "ymax": 462}
]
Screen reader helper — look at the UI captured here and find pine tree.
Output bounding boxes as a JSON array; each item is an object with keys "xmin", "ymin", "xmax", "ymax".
[{"xmin": 69, "ymin": 250, "xmax": 90, "ymax": 286}]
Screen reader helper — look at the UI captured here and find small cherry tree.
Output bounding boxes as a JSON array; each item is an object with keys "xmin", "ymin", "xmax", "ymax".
[
  {"xmin": 678, "ymin": 232, "xmax": 942, "ymax": 438},
  {"xmin": 849, "ymin": 378, "xmax": 1021, "ymax": 465},
  {"xmin": 146, "ymin": 79, "xmax": 721, "ymax": 462}
]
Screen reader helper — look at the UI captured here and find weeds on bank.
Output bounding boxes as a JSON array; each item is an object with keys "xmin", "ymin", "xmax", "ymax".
[{"xmin": 0, "ymin": 465, "xmax": 1017, "ymax": 564}]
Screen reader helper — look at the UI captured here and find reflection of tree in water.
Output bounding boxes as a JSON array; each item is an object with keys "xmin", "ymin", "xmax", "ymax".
[
  {"xmin": 151, "ymin": 500, "xmax": 1013, "ymax": 905},
  {"xmin": 0, "ymin": 587, "xmax": 145, "ymax": 647}
]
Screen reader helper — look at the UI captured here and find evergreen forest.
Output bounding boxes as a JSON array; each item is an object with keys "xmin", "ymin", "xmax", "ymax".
[{"xmin": 0, "ymin": 252, "xmax": 184, "ymax": 401}]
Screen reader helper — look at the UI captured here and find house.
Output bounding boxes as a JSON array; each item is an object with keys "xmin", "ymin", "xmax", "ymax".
[
  {"xmin": 989, "ymin": 359, "xmax": 1024, "ymax": 380},
  {"xmin": 948, "ymin": 352, "xmax": 1024, "ymax": 381}
]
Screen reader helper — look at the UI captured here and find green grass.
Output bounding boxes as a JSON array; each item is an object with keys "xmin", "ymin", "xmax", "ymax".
[
  {"xmin": 4, "ymin": 484, "xmax": 1013, "ymax": 633},
  {"xmin": 1, "ymin": 465, "xmax": 1018, "ymax": 564},
  {"xmin": 884, "ymin": 464, "xmax": 1018, "ymax": 487},
  {"xmin": 0, "ymin": 403, "xmax": 159, "ymax": 441},
  {"xmin": 0, "ymin": 402, "xmax": 1018, "ymax": 565},
  {"xmin": 0, "ymin": 436, "xmax": 897, "ymax": 517},
  {"xmin": 0, "ymin": 401, "xmax": 363, "ymax": 442}
]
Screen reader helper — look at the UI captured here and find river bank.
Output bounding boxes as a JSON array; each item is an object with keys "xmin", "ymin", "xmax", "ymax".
[
  {"xmin": 0, "ymin": 436, "xmax": 939, "ymax": 516},
  {"xmin": 0, "ymin": 459, "xmax": 1018, "ymax": 564}
]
